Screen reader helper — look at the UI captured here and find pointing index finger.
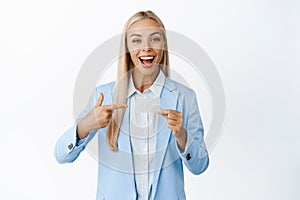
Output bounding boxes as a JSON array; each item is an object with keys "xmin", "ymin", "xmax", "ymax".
[
  {"xmin": 156, "ymin": 109, "xmax": 171, "ymax": 115},
  {"xmin": 111, "ymin": 104, "xmax": 128, "ymax": 109}
]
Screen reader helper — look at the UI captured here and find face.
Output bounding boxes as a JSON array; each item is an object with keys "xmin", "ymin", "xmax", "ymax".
[{"xmin": 126, "ymin": 19, "xmax": 165, "ymax": 75}]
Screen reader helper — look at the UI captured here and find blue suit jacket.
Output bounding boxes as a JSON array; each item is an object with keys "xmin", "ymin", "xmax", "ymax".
[{"xmin": 54, "ymin": 77, "xmax": 209, "ymax": 200}]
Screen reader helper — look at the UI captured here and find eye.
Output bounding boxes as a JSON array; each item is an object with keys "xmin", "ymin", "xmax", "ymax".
[
  {"xmin": 132, "ymin": 39, "xmax": 141, "ymax": 43},
  {"xmin": 152, "ymin": 37, "xmax": 161, "ymax": 42}
]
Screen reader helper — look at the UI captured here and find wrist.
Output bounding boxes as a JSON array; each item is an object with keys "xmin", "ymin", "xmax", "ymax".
[
  {"xmin": 77, "ymin": 118, "xmax": 91, "ymax": 139},
  {"xmin": 175, "ymin": 128, "xmax": 187, "ymax": 152}
]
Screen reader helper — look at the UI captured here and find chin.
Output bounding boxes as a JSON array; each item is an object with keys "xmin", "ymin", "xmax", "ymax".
[{"xmin": 135, "ymin": 64, "xmax": 159, "ymax": 76}]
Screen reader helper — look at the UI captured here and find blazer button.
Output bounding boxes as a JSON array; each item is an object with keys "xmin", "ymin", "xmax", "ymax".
[
  {"xmin": 68, "ymin": 143, "xmax": 73, "ymax": 150},
  {"xmin": 186, "ymin": 153, "xmax": 191, "ymax": 160}
]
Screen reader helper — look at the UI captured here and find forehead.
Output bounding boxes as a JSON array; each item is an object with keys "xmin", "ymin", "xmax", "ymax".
[{"xmin": 127, "ymin": 19, "xmax": 163, "ymax": 36}]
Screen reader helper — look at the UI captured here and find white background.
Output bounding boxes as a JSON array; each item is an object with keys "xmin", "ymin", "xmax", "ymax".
[{"xmin": 0, "ymin": 0, "xmax": 299, "ymax": 199}]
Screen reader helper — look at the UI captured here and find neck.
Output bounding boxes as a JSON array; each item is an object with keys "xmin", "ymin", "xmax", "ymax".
[{"xmin": 133, "ymin": 68, "xmax": 159, "ymax": 93}]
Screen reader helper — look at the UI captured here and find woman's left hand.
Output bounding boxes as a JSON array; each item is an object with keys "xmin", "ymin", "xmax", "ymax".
[{"xmin": 156, "ymin": 109, "xmax": 187, "ymax": 152}]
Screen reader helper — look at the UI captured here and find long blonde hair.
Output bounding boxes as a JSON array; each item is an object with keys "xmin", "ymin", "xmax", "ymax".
[{"xmin": 106, "ymin": 10, "xmax": 170, "ymax": 151}]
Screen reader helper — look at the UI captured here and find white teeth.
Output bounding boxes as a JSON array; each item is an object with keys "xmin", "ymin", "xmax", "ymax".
[{"xmin": 140, "ymin": 56, "xmax": 154, "ymax": 60}]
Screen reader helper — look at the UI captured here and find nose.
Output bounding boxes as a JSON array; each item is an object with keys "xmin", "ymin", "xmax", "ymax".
[
  {"xmin": 141, "ymin": 40, "xmax": 151, "ymax": 52},
  {"xmin": 142, "ymin": 47, "xmax": 151, "ymax": 52}
]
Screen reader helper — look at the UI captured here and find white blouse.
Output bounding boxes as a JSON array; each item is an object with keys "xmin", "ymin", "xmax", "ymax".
[{"xmin": 127, "ymin": 69, "xmax": 165, "ymax": 200}]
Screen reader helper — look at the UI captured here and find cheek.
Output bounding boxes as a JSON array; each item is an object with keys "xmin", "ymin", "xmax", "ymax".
[
  {"xmin": 156, "ymin": 50, "xmax": 164, "ymax": 62},
  {"xmin": 129, "ymin": 51, "xmax": 139, "ymax": 63},
  {"xmin": 127, "ymin": 43, "xmax": 137, "ymax": 60}
]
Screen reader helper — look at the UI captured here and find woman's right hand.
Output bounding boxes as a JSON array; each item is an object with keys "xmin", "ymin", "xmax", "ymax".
[{"xmin": 76, "ymin": 92, "xmax": 128, "ymax": 139}]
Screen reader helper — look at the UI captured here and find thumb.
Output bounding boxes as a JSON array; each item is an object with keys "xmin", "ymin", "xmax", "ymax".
[{"xmin": 95, "ymin": 92, "xmax": 104, "ymax": 107}]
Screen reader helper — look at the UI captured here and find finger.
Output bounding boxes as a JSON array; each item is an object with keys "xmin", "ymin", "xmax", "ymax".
[
  {"xmin": 167, "ymin": 113, "xmax": 179, "ymax": 121},
  {"xmin": 156, "ymin": 109, "xmax": 171, "ymax": 115},
  {"xmin": 168, "ymin": 119, "xmax": 178, "ymax": 126},
  {"xmin": 111, "ymin": 104, "xmax": 128, "ymax": 110},
  {"xmin": 160, "ymin": 114, "xmax": 168, "ymax": 119},
  {"xmin": 156, "ymin": 113, "xmax": 169, "ymax": 120},
  {"xmin": 102, "ymin": 109, "xmax": 113, "ymax": 116},
  {"xmin": 157, "ymin": 110, "xmax": 181, "ymax": 120},
  {"xmin": 157, "ymin": 109, "xmax": 181, "ymax": 116},
  {"xmin": 101, "ymin": 105, "xmax": 113, "ymax": 110},
  {"xmin": 168, "ymin": 124, "xmax": 177, "ymax": 131},
  {"xmin": 95, "ymin": 92, "xmax": 104, "ymax": 107},
  {"xmin": 101, "ymin": 104, "xmax": 127, "ymax": 111},
  {"xmin": 103, "ymin": 113, "xmax": 112, "ymax": 121},
  {"xmin": 107, "ymin": 112, "xmax": 112, "ymax": 119}
]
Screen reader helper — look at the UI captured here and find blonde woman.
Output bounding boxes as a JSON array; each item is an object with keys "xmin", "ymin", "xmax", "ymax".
[{"xmin": 55, "ymin": 10, "xmax": 209, "ymax": 200}]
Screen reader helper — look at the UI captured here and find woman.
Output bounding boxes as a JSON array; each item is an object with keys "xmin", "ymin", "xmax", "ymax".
[{"xmin": 55, "ymin": 10, "xmax": 209, "ymax": 200}]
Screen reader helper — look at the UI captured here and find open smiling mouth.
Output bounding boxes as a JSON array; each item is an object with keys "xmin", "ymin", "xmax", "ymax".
[{"xmin": 139, "ymin": 56, "xmax": 155, "ymax": 67}]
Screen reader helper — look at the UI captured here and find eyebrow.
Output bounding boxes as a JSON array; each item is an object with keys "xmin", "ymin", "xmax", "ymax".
[
  {"xmin": 129, "ymin": 34, "xmax": 142, "ymax": 38},
  {"xmin": 150, "ymin": 31, "xmax": 162, "ymax": 36},
  {"xmin": 129, "ymin": 31, "xmax": 162, "ymax": 38}
]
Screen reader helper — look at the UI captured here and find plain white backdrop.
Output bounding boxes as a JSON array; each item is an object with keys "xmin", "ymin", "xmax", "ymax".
[{"xmin": 0, "ymin": 0, "xmax": 299, "ymax": 199}]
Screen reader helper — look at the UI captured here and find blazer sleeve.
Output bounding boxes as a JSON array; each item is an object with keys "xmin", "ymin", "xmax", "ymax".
[
  {"xmin": 54, "ymin": 88, "xmax": 99, "ymax": 164},
  {"xmin": 175, "ymin": 89, "xmax": 209, "ymax": 175}
]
